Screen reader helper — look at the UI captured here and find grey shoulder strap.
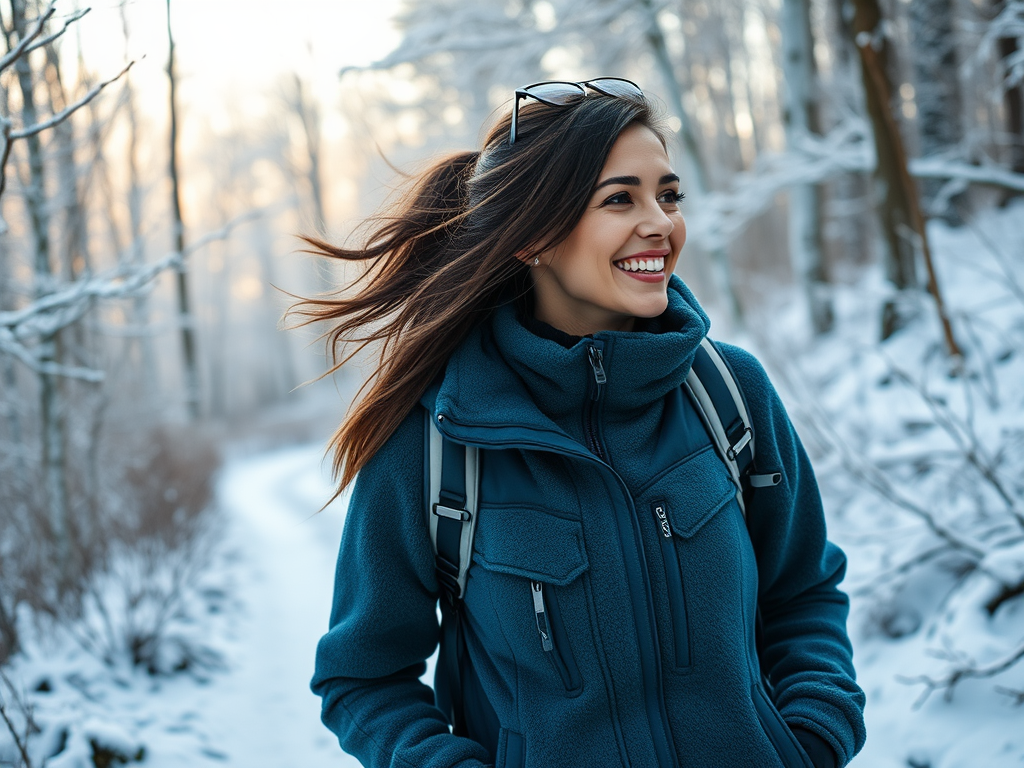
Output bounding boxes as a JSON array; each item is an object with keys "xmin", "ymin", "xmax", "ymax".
[
  {"xmin": 426, "ymin": 411, "xmax": 480, "ymax": 601},
  {"xmin": 684, "ymin": 338, "xmax": 779, "ymax": 517}
]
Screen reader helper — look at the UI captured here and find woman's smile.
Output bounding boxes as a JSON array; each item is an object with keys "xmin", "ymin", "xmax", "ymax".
[{"xmin": 613, "ymin": 249, "xmax": 669, "ymax": 281}]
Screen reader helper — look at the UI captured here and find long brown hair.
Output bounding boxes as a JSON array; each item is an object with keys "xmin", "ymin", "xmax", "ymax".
[{"xmin": 289, "ymin": 91, "xmax": 665, "ymax": 494}]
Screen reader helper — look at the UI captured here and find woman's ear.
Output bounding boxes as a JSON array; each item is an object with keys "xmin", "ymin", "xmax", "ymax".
[{"xmin": 515, "ymin": 251, "xmax": 541, "ymax": 267}]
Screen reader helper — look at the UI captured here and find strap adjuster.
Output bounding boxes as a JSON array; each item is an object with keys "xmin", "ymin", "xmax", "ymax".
[
  {"xmin": 726, "ymin": 427, "xmax": 752, "ymax": 460},
  {"xmin": 433, "ymin": 503, "xmax": 470, "ymax": 521}
]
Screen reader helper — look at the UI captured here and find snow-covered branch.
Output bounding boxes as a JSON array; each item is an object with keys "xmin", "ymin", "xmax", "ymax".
[
  {"xmin": 909, "ymin": 158, "xmax": 1024, "ymax": 192},
  {"xmin": 0, "ymin": 1, "xmax": 57, "ymax": 74},
  {"xmin": 0, "ymin": 210, "xmax": 261, "ymax": 380},
  {"xmin": 900, "ymin": 641, "xmax": 1024, "ymax": 706},
  {"xmin": 686, "ymin": 119, "xmax": 873, "ymax": 250},
  {"xmin": 9, "ymin": 59, "xmax": 136, "ymax": 141}
]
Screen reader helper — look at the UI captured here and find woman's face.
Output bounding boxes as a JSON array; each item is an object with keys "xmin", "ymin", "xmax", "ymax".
[{"xmin": 530, "ymin": 123, "xmax": 686, "ymax": 336}]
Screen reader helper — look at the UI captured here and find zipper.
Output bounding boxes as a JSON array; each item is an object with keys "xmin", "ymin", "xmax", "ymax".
[
  {"xmin": 585, "ymin": 344, "xmax": 606, "ymax": 460},
  {"xmin": 531, "ymin": 581, "xmax": 582, "ymax": 692},
  {"xmin": 531, "ymin": 580, "xmax": 554, "ymax": 651},
  {"xmin": 652, "ymin": 502, "xmax": 691, "ymax": 668},
  {"xmin": 437, "ymin": 394, "xmax": 679, "ymax": 767}
]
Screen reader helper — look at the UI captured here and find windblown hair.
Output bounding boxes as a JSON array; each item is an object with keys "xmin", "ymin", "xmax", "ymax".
[{"xmin": 289, "ymin": 90, "xmax": 666, "ymax": 494}]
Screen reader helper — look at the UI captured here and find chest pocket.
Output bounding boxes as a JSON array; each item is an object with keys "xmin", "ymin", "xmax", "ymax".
[
  {"xmin": 642, "ymin": 445, "xmax": 742, "ymax": 670},
  {"xmin": 472, "ymin": 505, "xmax": 587, "ymax": 694}
]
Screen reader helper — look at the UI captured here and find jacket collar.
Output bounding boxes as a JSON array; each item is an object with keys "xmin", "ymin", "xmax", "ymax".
[{"xmin": 422, "ymin": 275, "xmax": 711, "ymax": 448}]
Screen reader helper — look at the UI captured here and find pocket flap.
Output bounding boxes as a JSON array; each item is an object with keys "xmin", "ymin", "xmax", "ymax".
[
  {"xmin": 473, "ymin": 506, "xmax": 588, "ymax": 586},
  {"xmin": 650, "ymin": 446, "xmax": 738, "ymax": 539}
]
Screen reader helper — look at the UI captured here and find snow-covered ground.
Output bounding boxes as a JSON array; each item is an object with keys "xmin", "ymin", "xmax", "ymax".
[{"xmin": 0, "ymin": 445, "xmax": 360, "ymax": 767}]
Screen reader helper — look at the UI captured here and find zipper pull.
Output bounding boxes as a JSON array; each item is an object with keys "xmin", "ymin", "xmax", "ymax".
[
  {"xmin": 531, "ymin": 581, "xmax": 554, "ymax": 652},
  {"xmin": 652, "ymin": 503, "xmax": 672, "ymax": 539},
  {"xmin": 587, "ymin": 345, "xmax": 606, "ymax": 402}
]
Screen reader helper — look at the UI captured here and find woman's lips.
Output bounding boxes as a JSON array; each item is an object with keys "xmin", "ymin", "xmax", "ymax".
[{"xmin": 614, "ymin": 254, "xmax": 666, "ymax": 282}]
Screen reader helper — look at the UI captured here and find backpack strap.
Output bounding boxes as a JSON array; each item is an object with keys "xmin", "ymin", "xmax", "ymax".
[
  {"xmin": 426, "ymin": 413, "xmax": 480, "ymax": 603},
  {"xmin": 425, "ymin": 410, "xmax": 481, "ymax": 735},
  {"xmin": 684, "ymin": 338, "xmax": 780, "ymax": 515}
]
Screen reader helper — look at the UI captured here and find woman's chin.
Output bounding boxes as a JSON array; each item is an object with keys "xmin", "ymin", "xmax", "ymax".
[{"xmin": 626, "ymin": 294, "xmax": 669, "ymax": 320}]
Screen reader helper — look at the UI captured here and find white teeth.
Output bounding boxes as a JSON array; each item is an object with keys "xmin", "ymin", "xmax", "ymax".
[{"xmin": 615, "ymin": 256, "xmax": 666, "ymax": 273}]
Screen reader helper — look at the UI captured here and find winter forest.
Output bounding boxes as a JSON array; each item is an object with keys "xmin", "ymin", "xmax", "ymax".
[{"xmin": 0, "ymin": 0, "xmax": 1022, "ymax": 765}]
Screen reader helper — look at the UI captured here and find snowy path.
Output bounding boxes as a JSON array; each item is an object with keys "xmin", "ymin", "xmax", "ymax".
[{"xmin": 181, "ymin": 444, "xmax": 360, "ymax": 767}]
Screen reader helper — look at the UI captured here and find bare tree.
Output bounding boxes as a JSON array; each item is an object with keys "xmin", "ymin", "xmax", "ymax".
[
  {"xmin": 848, "ymin": 0, "xmax": 960, "ymax": 357},
  {"xmin": 909, "ymin": 0, "xmax": 964, "ymax": 220},
  {"xmin": 165, "ymin": 0, "xmax": 200, "ymax": 419},
  {"xmin": 781, "ymin": 0, "xmax": 833, "ymax": 333}
]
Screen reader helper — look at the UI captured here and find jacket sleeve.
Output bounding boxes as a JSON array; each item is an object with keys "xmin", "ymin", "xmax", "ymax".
[
  {"xmin": 720, "ymin": 344, "xmax": 867, "ymax": 767},
  {"xmin": 310, "ymin": 407, "xmax": 492, "ymax": 768}
]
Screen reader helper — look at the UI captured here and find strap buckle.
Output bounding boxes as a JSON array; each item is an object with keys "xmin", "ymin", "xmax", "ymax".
[
  {"xmin": 726, "ymin": 427, "xmax": 752, "ymax": 461},
  {"xmin": 432, "ymin": 503, "xmax": 471, "ymax": 522}
]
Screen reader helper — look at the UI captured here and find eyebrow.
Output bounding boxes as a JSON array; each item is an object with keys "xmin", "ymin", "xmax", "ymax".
[{"xmin": 593, "ymin": 173, "xmax": 680, "ymax": 191}]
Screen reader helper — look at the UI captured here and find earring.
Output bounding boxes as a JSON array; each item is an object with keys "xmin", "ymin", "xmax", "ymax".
[{"xmin": 533, "ymin": 256, "xmax": 540, "ymax": 266}]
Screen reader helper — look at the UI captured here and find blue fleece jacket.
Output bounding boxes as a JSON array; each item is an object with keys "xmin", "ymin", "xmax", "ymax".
[{"xmin": 311, "ymin": 276, "xmax": 866, "ymax": 768}]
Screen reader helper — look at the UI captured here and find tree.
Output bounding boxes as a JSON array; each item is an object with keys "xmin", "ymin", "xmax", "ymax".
[
  {"xmin": 781, "ymin": 0, "xmax": 833, "ymax": 333},
  {"xmin": 848, "ymin": 0, "xmax": 960, "ymax": 353},
  {"xmin": 165, "ymin": 0, "xmax": 200, "ymax": 419},
  {"xmin": 909, "ymin": 0, "xmax": 964, "ymax": 220}
]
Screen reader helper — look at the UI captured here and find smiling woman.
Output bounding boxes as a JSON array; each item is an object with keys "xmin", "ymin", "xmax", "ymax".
[{"xmin": 288, "ymin": 79, "xmax": 866, "ymax": 768}]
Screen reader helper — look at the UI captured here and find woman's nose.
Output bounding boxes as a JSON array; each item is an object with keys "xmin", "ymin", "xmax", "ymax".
[{"xmin": 636, "ymin": 202, "xmax": 674, "ymax": 238}]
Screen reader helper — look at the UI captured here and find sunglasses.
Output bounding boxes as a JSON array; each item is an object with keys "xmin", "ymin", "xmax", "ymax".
[{"xmin": 509, "ymin": 78, "xmax": 644, "ymax": 145}]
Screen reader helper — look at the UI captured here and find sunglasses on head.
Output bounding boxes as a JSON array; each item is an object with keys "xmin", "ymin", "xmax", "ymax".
[{"xmin": 509, "ymin": 77, "xmax": 644, "ymax": 145}]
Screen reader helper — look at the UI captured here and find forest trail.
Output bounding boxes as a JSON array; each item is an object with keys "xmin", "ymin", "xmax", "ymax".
[{"xmin": 180, "ymin": 445, "xmax": 359, "ymax": 767}]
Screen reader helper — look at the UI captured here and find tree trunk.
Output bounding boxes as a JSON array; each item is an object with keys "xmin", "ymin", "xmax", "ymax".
[
  {"xmin": 637, "ymin": 0, "xmax": 742, "ymax": 323},
  {"xmin": 11, "ymin": 0, "xmax": 71, "ymax": 575},
  {"xmin": 781, "ymin": 0, "xmax": 834, "ymax": 333},
  {"xmin": 166, "ymin": 0, "xmax": 200, "ymax": 419},
  {"xmin": 997, "ymin": 27, "xmax": 1024, "ymax": 184},
  {"xmin": 909, "ymin": 0, "xmax": 964, "ymax": 220},
  {"xmin": 849, "ymin": 0, "xmax": 961, "ymax": 355},
  {"xmin": 120, "ymin": 1, "xmax": 159, "ymax": 394},
  {"xmin": 849, "ymin": 0, "xmax": 920, "ymax": 337}
]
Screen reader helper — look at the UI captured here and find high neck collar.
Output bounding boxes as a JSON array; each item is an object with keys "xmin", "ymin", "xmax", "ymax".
[{"xmin": 426, "ymin": 275, "xmax": 711, "ymax": 445}]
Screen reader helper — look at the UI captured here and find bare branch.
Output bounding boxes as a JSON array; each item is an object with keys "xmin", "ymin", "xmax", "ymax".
[
  {"xmin": 0, "ymin": 327, "xmax": 104, "ymax": 381},
  {"xmin": 910, "ymin": 158, "xmax": 1024, "ymax": 192},
  {"xmin": 0, "ymin": 667, "xmax": 36, "ymax": 768},
  {"xmin": 10, "ymin": 59, "xmax": 136, "ymax": 140},
  {"xmin": 0, "ymin": 0, "xmax": 56, "ymax": 74},
  {"xmin": 900, "ymin": 640, "xmax": 1024, "ymax": 707},
  {"xmin": 883, "ymin": 357, "xmax": 1024, "ymax": 529},
  {"xmin": 850, "ymin": 544, "xmax": 956, "ymax": 597},
  {"xmin": 0, "ymin": 209, "xmax": 262, "ymax": 381},
  {"xmin": 18, "ymin": 6, "xmax": 90, "ymax": 59}
]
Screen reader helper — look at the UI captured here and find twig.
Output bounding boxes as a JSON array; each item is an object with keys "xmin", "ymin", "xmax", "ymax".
[
  {"xmin": 0, "ymin": 667, "xmax": 35, "ymax": 768},
  {"xmin": 995, "ymin": 685, "xmax": 1024, "ymax": 706},
  {"xmin": 899, "ymin": 640, "xmax": 1024, "ymax": 706},
  {"xmin": 884, "ymin": 359, "xmax": 1024, "ymax": 529},
  {"xmin": 0, "ymin": 1, "xmax": 57, "ymax": 74},
  {"xmin": 909, "ymin": 158, "xmax": 1024, "ymax": 193},
  {"xmin": 0, "ymin": 209, "xmax": 262, "ymax": 381},
  {"xmin": 10, "ymin": 59, "xmax": 136, "ymax": 140},
  {"xmin": 17, "ymin": 7, "xmax": 90, "ymax": 59},
  {"xmin": 851, "ymin": 544, "xmax": 955, "ymax": 596}
]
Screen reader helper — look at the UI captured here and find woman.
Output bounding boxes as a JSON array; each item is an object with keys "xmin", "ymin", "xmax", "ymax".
[{"xmin": 297, "ymin": 79, "xmax": 866, "ymax": 768}]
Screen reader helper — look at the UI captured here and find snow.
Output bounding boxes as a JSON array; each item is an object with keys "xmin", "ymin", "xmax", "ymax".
[
  {"xmin": 3, "ymin": 204, "xmax": 1023, "ymax": 768},
  {"xmin": 1, "ymin": 445, "xmax": 359, "ymax": 767}
]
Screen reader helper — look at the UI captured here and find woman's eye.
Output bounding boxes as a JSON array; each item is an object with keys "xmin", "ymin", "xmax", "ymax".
[
  {"xmin": 603, "ymin": 192, "xmax": 633, "ymax": 206},
  {"xmin": 659, "ymin": 190, "xmax": 684, "ymax": 205}
]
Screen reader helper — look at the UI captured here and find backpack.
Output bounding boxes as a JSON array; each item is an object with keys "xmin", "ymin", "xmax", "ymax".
[{"xmin": 424, "ymin": 337, "xmax": 781, "ymax": 733}]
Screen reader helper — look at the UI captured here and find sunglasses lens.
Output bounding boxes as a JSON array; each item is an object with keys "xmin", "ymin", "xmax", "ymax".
[
  {"xmin": 586, "ymin": 78, "xmax": 643, "ymax": 99},
  {"xmin": 524, "ymin": 82, "xmax": 586, "ymax": 106}
]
